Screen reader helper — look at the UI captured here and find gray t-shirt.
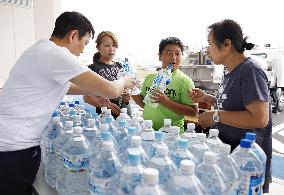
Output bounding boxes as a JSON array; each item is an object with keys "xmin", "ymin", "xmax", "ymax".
[{"xmin": 216, "ymin": 57, "xmax": 272, "ymax": 155}]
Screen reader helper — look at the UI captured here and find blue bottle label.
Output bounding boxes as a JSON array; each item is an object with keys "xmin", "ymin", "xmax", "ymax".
[{"xmin": 63, "ymin": 153, "xmax": 89, "ymax": 172}]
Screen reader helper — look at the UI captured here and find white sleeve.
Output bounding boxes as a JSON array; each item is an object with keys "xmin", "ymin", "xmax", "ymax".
[{"xmin": 47, "ymin": 48, "xmax": 90, "ymax": 85}]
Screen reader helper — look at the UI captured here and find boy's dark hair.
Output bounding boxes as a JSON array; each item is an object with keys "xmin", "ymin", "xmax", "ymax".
[
  {"xmin": 159, "ymin": 37, "xmax": 184, "ymax": 55},
  {"xmin": 208, "ymin": 19, "xmax": 254, "ymax": 53},
  {"xmin": 51, "ymin": 11, "xmax": 95, "ymax": 39}
]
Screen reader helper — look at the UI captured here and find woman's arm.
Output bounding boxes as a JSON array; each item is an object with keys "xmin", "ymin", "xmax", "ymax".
[{"xmin": 132, "ymin": 95, "xmax": 145, "ymax": 109}]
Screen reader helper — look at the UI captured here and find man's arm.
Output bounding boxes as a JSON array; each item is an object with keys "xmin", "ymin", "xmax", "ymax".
[
  {"xmin": 162, "ymin": 99, "xmax": 198, "ymax": 117},
  {"xmin": 70, "ymin": 70, "xmax": 134, "ymax": 99}
]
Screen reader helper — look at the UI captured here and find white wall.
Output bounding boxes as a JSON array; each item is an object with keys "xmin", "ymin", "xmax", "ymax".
[{"xmin": 0, "ymin": 0, "xmax": 61, "ymax": 88}]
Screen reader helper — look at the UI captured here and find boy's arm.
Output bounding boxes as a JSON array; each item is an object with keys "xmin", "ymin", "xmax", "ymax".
[
  {"xmin": 151, "ymin": 90, "xmax": 198, "ymax": 117},
  {"xmin": 132, "ymin": 95, "xmax": 145, "ymax": 109}
]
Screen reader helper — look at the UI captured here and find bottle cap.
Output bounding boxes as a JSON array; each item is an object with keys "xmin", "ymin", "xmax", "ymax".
[
  {"xmin": 203, "ymin": 151, "xmax": 217, "ymax": 163},
  {"xmin": 74, "ymin": 100, "xmax": 80, "ymax": 105},
  {"xmin": 144, "ymin": 120, "xmax": 153, "ymax": 128},
  {"xmin": 178, "ymin": 139, "xmax": 189, "ymax": 149},
  {"xmin": 69, "ymin": 103, "xmax": 75, "ymax": 108},
  {"xmin": 170, "ymin": 126, "xmax": 180, "ymax": 135},
  {"xmin": 65, "ymin": 121, "xmax": 73, "ymax": 128},
  {"xmin": 180, "ymin": 160, "xmax": 195, "ymax": 175},
  {"xmin": 101, "ymin": 131, "xmax": 111, "ymax": 141},
  {"xmin": 102, "ymin": 141, "xmax": 114, "ymax": 151},
  {"xmin": 187, "ymin": 123, "xmax": 195, "ymax": 130},
  {"xmin": 131, "ymin": 136, "xmax": 142, "ymax": 145},
  {"xmin": 73, "ymin": 126, "xmax": 83, "ymax": 135},
  {"xmin": 240, "ymin": 139, "xmax": 252, "ymax": 148},
  {"xmin": 209, "ymin": 129, "xmax": 219, "ymax": 137},
  {"xmin": 105, "ymin": 116, "xmax": 113, "ymax": 123},
  {"xmin": 99, "ymin": 123, "xmax": 109, "ymax": 131},
  {"xmin": 52, "ymin": 112, "xmax": 58, "ymax": 117},
  {"xmin": 128, "ymin": 150, "xmax": 141, "ymax": 164},
  {"xmin": 245, "ymin": 132, "xmax": 256, "ymax": 141},
  {"xmin": 143, "ymin": 168, "xmax": 159, "ymax": 185},
  {"xmin": 128, "ymin": 127, "xmax": 137, "ymax": 135}
]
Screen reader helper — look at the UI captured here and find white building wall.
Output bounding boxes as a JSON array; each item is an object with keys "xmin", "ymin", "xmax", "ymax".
[{"xmin": 0, "ymin": 0, "xmax": 61, "ymax": 87}]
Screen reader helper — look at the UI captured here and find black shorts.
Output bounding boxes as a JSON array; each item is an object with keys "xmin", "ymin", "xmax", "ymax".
[{"xmin": 0, "ymin": 146, "xmax": 41, "ymax": 195}]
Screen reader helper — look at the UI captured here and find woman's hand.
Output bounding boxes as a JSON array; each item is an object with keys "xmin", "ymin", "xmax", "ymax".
[
  {"xmin": 188, "ymin": 88, "xmax": 206, "ymax": 103},
  {"xmin": 108, "ymin": 103, "xmax": 121, "ymax": 115},
  {"xmin": 90, "ymin": 95, "xmax": 111, "ymax": 107}
]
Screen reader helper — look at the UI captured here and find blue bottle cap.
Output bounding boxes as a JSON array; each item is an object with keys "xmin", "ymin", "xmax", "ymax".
[
  {"xmin": 60, "ymin": 102, "xmax": 65, "ymax": 106},
  {"xmin": 240, "ymin": 139, "xmax": 252, "ymax": 148},
  {"xmin": 178, "ymin": 139, "xmax": 189, "ymax": 149},
  {"xmin": 155, "ymin": 131, "xmax": 163, "ymax": 140},
  {"xmin": 69, "ymin": 103, "xmax": 75, "ymax": 108},
  {"xmin": 128, "ymin": 127, "xmax": 137, "ymax": 135},
  {"xmin": 128, "ymin": 150, "xmax": 141, "ymax": 164},
  {"xmin": 101, "ymin": 131, "xmax": 111, "ymax": 141},
  {"xmin": 245, "ymin": 132, "xmax": 256, "ymax": 141},
  {"xmin": 74, "ymin": 100, "xmax": 80, "ymax": 105},
  {"xmin": 105, "ymin": 117, "xmax": 113, "ymax": 123},
  {"xmin": 167, "ymin": 64, "xmax": 173, "ymax": 69},
  {"xmin": 52, "ymin": 112, "xmax": 58, "ymax": 117}
]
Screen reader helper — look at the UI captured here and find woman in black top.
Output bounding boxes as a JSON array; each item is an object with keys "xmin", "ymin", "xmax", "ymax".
[{"xmin": 84, "ymin": 31, "xmax": 130, "ymax": 117}]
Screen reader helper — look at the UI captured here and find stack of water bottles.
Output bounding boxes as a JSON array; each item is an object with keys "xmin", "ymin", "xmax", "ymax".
[{"xmin": 41, "ymin": 99, "xmax": 267, "ymax": 195}]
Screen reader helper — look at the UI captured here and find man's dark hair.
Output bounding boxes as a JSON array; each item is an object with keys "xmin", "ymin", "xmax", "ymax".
[
  {"xmin": 208, "ymin": 19, "xmax": 254, "ymax": 53},
  {"xmin": 51, "ymin": 11, "xmax": 95, "ymax": 39},
  {"xmin": 159, "ymin": 37, "xmax": 184, "ymax": 55}
]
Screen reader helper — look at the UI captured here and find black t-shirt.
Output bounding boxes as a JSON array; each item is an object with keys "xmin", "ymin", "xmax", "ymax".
[{"xmin": 88, "ymin": 59, "xmax": 127, "ymax": 116}]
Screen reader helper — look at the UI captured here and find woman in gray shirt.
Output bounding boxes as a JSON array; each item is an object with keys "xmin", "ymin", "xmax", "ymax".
[{"xmin": 189, "ymin": 19, "xmax": 272, "ymax": 193}]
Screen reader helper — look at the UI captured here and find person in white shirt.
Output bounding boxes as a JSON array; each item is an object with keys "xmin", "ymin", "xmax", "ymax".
[{"xmin": 0, "ymin": 11, "xmax": 135, "ymax": 195}]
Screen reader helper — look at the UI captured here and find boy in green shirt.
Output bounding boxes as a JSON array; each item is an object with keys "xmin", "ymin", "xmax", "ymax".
[{"xmin": 132, "ymin": 37, "xmax": 198, "ymax": 132}]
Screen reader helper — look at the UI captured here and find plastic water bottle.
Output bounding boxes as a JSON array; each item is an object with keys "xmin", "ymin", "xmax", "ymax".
[
  {"xmin": 117, "ymin": 108, "xmax": 131, "ymax": 122},
  {"xmin": 41, "ymin": 111, "xmax": 58, "ymax": 164},
  {"xmin": 74, "ymin": 114, "xmax": 83, "ymax": 127},
  {"xmin": 62, "ymin": 126, "xmax": 90, "ymax": 195},
  {"xmin": 189, "ymin": 133, "xmax": 210, "ymax": 163},
  {"xmin": 135, "ymin": 111, "xmax": 145, "ymax": 131},
  {"xmin": 89, "ymin": 141, "xmax": 121, "ymax": 195},
  {"xmin": 97, "ymin": 107, "xmax": 108, "ymax": 123},
  {"xmin": 97, "ymin": 124, "xmax": 119, "ymax": 153},
  {"xmin": 206, "ymin": 129, "xmax": 223, "ymax": 154},
  {"xmin": 114, "ymin": 151, "xmax": 144, "ymax": 195},
  {"xmin": 129, "ymin": 116, "xmax": 142, "ymax": 135},
  {"xmin": 120, "ymin": 136, "xmax": 150, "ymax": 166},
  {"xmin": 82, "ymin": 108, "xmax": 96, "ymax": 127},
  {"xmin": 195, "ymin": 151, "xmax": 227, "ymax": 195},
  {"xmin": 158, "ymin": 119, "xmax": 172, "ymax": 133},
  {"xmin": 182, "ymin": 123, "xmax": 197, "ymax": 146},
  {"xmin": 148, "ymin": 131, "xmax": 167, "ymax": 158},
  {"xmin": 54, "ymin": 120, "xmax": 74, "ymax": 194},
  {"xmin": 140, "ymin": 120, "xmax": 155, "ymax": 156},
  {"xmin": 134, "ymin": 168, "xmax": 167, "ymax": 195},
  {"xmin": 43, "ymin": 116, "xmax": 62, "ymax": 188},
  {"xmin": 144, "ymin": 64, "xmax": 173, "ymax": 108},
  {"xmin": 216, "ymin": 144, "xmax": 241, "ymax": 195},
  {"xmin": 168, "ymin": 160, "xmax": 208, "ymax": 195},
  {"xmin": 150, "ymin": 144, "xmax": 177, "ymax": 189},
  {"xmin": 171, "ymin": 139, "xmax": 198, "ymax": 168},
  {"xmin": 119, "ymin": 126, "xmax": 137, "ymax": 153},
  {"xmin": 233, "ymin": 132, "xmax": 267, "ymax": 168},
  {"xmin": 114, "ymin": 119, "xmax": 128, "ymax": 144},
  {"xmin": 231, "ymin": 139, "xmax": 265, "ymax": 195},
  {"xmin": 58, "ymin": 101, "xmax": 68, "ymax": 116},
  {"xmin": 105, "ymin": 116, "xmax": 117, "ymax": 136},
  {"xmin": 164, "ymin": 126, "xmax": 180, "ymax": 152},
  {"xmin": 83, "ymin": 119, "xmax": 100, "ymax": 152}
]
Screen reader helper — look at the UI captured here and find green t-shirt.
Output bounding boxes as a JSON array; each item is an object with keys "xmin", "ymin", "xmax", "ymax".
[{"xmin": 141, "ymin": 69, "xmax": 195, "ymax": 132}]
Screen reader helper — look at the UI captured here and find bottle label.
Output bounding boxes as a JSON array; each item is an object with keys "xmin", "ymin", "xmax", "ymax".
[
  {"xmin": 45, "ymin": 143, "xmax": 55, "ymax": 154},
  {"xmin": 88, "ymin": 177, "xmax": 108, "ymax": 194},
  {"xmin": 237, "ymin": 172, "xmax": 263, "ymax": 195},
  {"xmin": 63, "ymin": 153, "xmax": 89, "ymax": 172}
]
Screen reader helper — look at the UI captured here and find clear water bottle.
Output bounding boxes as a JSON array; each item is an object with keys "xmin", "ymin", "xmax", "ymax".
[
  {"xmin": 231, "ymin": 139, "xmax": 265, "ymax": 195},
  {"xmin": 89, "ymin": 141, "xmax": 121, "ymax": 195},
  {"xmin": 41, "ymin": 111, "xmax": 58, "ymax": 164},
  {"xmin": 141, "ymin": 120, "xmax": 155, "ymax": 156},
  {"xmin": 134, "ymin": 168, "xmax": 167, "ymax": 195},
  {"xmin": 148, "ymin": 131, "xmax": 167, "ymax": 158},
  {"xmin": 82, "ymin": 108, "xmax": 96, "ymax": 127},
  {"xmin": 171, "ymin": 139, "xmax": 198, "ymax": 168},
  {"xmin": 114, "ymin": 151, "xmax": 144, "ymax": 195},
  {"xmin": 233, "ymin": 132, "xmax": 267, "ymax": 168},
  {"xmin": 74, "ymin": 114, "xmax": 83, "ymax": 127},
  {"xmin": 136, "ymin": 111, "xmax": 145, "ymax": 131},
  {"xmin": 164, "ymin": 126, "xmax": 180, "ymax": 152},
  {"xmin": 129, "ymin": 116, "xmax": 142, "ymax": 135},
  {"xmin": 158, "ymin": 119, "xmax": 172, "ymax": 134},
  {"xmin": 195, "ymin": 151, "xmax": 227, "ymax": 195},
  {"xmin": 54, "ymin": 120, "xmax": 74, "ymax": 194},
  {"xmin": 216, "ymin": 144, "xmax": 240, "ymax": 195},
  {"xmin": 119, "ymin": 126, "xmax": 137, "ymax": 153},
  {"xmin": 120, "ymin": 136, "xmax": 150, "ymax": 166},
  {"xmin": 97, "ymin": 107, "xmax": 108, "ymax": 124},
  {"xmin": 83, "ymin": 119, "xmax": 100, "ymax": 152},
  {"xmin": 144, "ymin": 64, "xmax": 173, "ymax": 108},
  {"xmin": 105, "ymin": 116, "xmax": 117, "ymax": 136},
  {"xmin": 116, "ymin": 108, "xmax": 131, "ymax": 122},
  {"xmin": 150, "ymin": 144, "xmax": 177, "ymax": 189},
  {"xmin": 206, "ymin": 129, "xmax": 223, "ymax": 154},
  {"xmin": 167, "ymin": 160, "xmax": 208, "ymax": 195},
  {"xmin": 58, "ymin": 101, "xmax": 68, "ymax": 116},
  {"xmin": 43, "ymin": 116, "xmax": 62, "ymax": 188},
  {"xmin": 62, "ymin": 126, "xmax": 90, "ymax": 195},
  {"xmin": 114, "ymin": 119, "xmax": 128, "ymax": 144},
  {"xmin": 182, "ymin": 123, "xmax": 197, "ymax": 146},
  {"xmin": 189, "ymin": 133, "xmax": 210, "ymax": 164},
  {"xmin": 96, "ymin": 125, "xmax": 119, "ymax": 155}
]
